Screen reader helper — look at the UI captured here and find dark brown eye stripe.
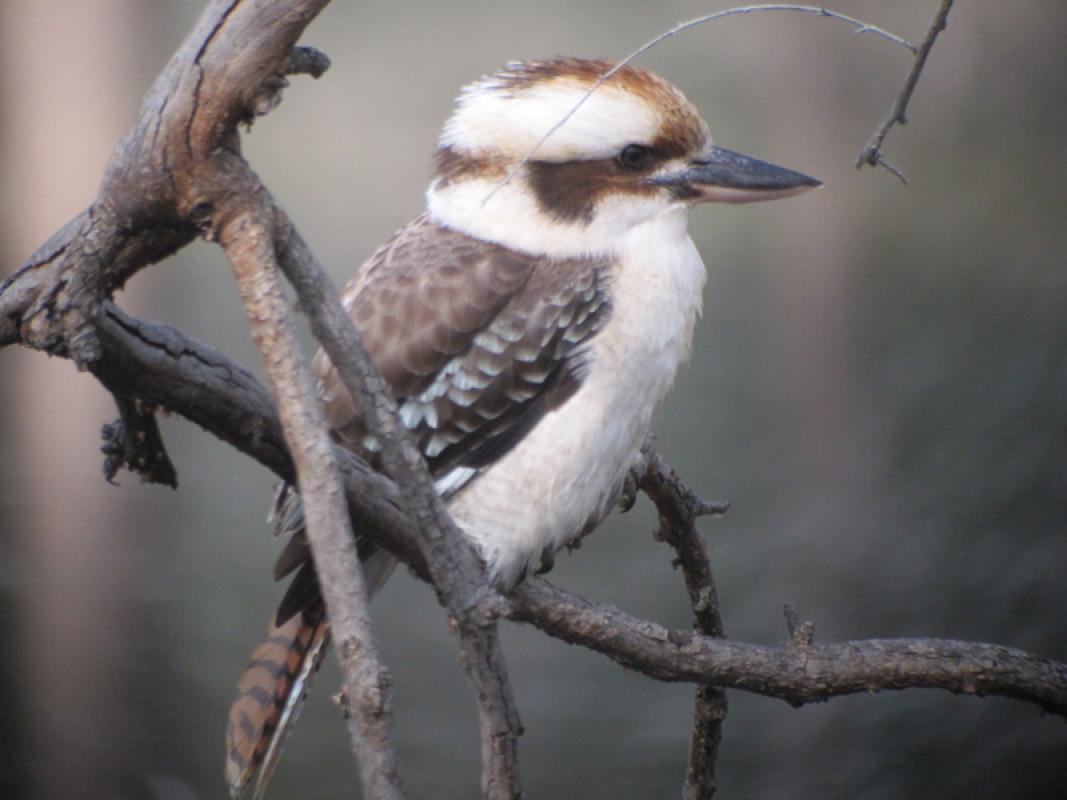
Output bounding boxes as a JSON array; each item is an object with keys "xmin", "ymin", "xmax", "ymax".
[{"xmin": 526, "ymin": 157, "xmax": 661, "ymax": 224}]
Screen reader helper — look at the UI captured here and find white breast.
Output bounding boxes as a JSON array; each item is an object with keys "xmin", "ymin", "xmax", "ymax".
[{"xmin": 446, "ymin": 208, "xmax": 706, "ymax": 586}]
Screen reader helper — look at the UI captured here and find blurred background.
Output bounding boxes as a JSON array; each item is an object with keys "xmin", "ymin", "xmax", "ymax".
[{"xmin": 2, "ymin": 1, "xmax": 1066, "ymax": 798}]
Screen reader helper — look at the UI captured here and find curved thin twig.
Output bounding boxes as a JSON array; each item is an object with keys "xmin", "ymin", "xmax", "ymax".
[{"xmin": 483, "ymin": 4, "xmax": 914, "ymax": 205}]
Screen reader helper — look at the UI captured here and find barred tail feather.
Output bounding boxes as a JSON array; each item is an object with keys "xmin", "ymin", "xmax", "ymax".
[
  {"xmin": 225, "ymin": 606, "xmax": 331, "ymax": 798},
  {"xmin": 227, "ymin": 479, "xmax": 398, "ymax": 798}
]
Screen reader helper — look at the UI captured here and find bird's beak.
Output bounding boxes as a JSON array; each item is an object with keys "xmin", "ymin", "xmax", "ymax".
[{"xmin": 648, "ymin": 145, "xmax": 821, "ymax": 204}]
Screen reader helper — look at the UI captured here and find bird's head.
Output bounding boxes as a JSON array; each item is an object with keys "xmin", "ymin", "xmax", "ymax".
[{"xmin": 427, "ymin": 58, "xmax": 820, "ymax": 257}]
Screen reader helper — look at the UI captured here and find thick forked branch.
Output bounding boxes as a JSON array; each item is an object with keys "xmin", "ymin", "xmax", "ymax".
[
  {"xmin": 0, "ymin": 0, "xmax": 521, "ymax": 793},
  {"xmin": 171, "ymin": 3, "xmax": 409, "ymax": 797},
  {"xmin": 0, "ymin": 0, "xmax": 413, "ymax": 796},
  {"xmin": 69, "ymin": 308, "xmax": 1067, "ymax": 720}
]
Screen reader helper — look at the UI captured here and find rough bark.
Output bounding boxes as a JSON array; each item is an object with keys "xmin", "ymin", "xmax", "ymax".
[
  {"xmin": 637, "ymin": 443, "xmax": 729, "ymax": 799},
  {"xmin": 41, "ymin": 303, "xmax": 1067, "ymax": 721},
  {"xmin": 0, "ymin": 1, "xmax": 412, "ymax": 795}
]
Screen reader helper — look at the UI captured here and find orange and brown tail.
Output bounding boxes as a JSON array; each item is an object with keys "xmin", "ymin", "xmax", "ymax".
[
  {"xmin": 227, "ymin": 484, "xmax": 398, "ymax": 797},
  {"xmin": 225, "ymin": 603, "xmax": 331, "ymax": 799}
]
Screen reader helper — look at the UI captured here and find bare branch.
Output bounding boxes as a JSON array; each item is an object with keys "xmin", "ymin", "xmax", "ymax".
[
  {"xmin": 1, "ymin": 1, "xmax": 410, "ymax": 795},
  {"xmin": 68, "ymin": 302, "xmax": 1067, "ymax": 720},
  {"xmin": 638, "ymin": 441, "xmax": 727, "ymax": 799},
  {"xmin": 857, "ymin": 0, "xmax": 957, "ymax": 180},
  {"xmin": 91, "ymin": 302, "xmax": 426, "ymax": 570},
  {"xmin": 217, "ymin": 188, "xmax": 405, "ymax": 800},
  {"xmin": 508, "ymin": 579, "xmax": 1067, "ymax": 718},
  {"xmin": 172, "ymin": 2, "xmax": 407, "ymax": 796},
  {"xmin": 273, "ymin": 209, "xmax": 523, "ymax": 800}
]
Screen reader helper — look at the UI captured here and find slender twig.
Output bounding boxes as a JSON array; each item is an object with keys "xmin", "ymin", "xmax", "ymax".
[
  {"xmin": 484, "ymin": 4, "xmax": 914, "ymax": 205},
  {"xmin": 857, "ymin": 0, "xmax": 956, "ymax": 181},
  {"xmin": 638, "ymin": 440, "xmax": 728, "ymax": 799},
  {"xmin": 274, "ymin": 211, "xmax": 524, "ymax": 800},
  {"xmin": 783, "ymin": 605, "xmax": 816, "ymax": 647},
  {"xmin": 218, "ymin": 185, "xmax": 406, "ymax": 800}
]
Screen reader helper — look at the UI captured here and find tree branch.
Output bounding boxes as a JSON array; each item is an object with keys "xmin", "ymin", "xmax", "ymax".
[
  {"xmin": 178, "ymin": 3, "xmax": 409, "ymax": 797},
  {"xmin": 91, "ymin": 302, "xmax": 425, "ymax": 569},
  {"xmin": 508, "ymin": 579, "xmax": 1067, "ymax": 718},
  {"xmin": 273, "ymin": 206, "xmax": 522, "ymax": 800},
  {"xmin": 637, "ymin": 442, "xmax": 729, "ymax": 800},
  {"xmin": 857, "ymin": 0, "xmax": 957, "ymax": 181},
  {"xmin": 64, "ymin": 305, "xmax": 1067, "ymax": 722},
  {"xmin": 217, "ymin": 189, "xmax": 405, "ymax": 800},
  {"xmin": 2, "ymin": 2, "xmax": 1061, "ymax": 796},
  {"xmin": 1, "ymin": 1, "xmax": 413, "ymax": 796}
]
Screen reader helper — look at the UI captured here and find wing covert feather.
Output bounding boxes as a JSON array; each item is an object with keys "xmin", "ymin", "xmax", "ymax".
[{"xmin": 316, "ymin": 214, "xmax": 612, "ymax": 479}]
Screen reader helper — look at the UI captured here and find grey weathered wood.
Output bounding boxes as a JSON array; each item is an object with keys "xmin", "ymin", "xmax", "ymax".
[{"xmin": 77, "ymin": 305, "xmax": 1067, "ymax": 721}]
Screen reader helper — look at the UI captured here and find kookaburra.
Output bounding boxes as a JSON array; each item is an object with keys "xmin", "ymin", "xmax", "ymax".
[{"xmin": 226, "ymin": 57, "xmax": 819, "ymax": 797}]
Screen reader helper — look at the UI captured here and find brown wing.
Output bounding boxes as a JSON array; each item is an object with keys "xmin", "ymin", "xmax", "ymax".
[
  {"xmin": 315, "ymin": 213, "xmax": 612, "ymax": 487},
  {"xmin": 270, "ymin": 214, "xmax": 611, "ymax": 599}
]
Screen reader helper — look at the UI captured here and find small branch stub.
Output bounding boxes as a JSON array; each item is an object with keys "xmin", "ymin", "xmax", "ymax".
[
  {"xmin": 100, "ymin": 395, "xmax": 178, "ymax": 488},
  {"xmin": 286, "ymin": 45, "xmax": 331, "ymax": 78},
  {"xmin": 784, "ymin": 604, "xmax": 815, "ymax": 648}
]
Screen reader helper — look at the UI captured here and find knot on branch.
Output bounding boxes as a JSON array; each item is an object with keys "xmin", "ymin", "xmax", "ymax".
[
  {"xmin": 250, "ymin": 74, "xmax": 290, "ymax": 119},
  {"xmin": 247, "ymin": 46, "xmax": 331, "ymax": 122},
  {"xmin": 454, "ymin": 585, "xmax": 511, "ymax": 629},
  {"xmin": 784, "ymin": 604, "xmax": 815, "ymax": 648},
  {"xmin": 66, "ymin": 316, "xmax": 104, "ymax": 366}
]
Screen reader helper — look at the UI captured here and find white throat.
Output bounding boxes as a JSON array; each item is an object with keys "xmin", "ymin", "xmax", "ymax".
[{"xmin": 438, "ymin": 185, "xmax": 708, "ymax": 585}]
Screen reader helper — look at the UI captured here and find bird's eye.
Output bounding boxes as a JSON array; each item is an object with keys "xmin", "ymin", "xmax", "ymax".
[{"xmin": 617, "ymin": 144, "xmax": 653, "ymax": 169}]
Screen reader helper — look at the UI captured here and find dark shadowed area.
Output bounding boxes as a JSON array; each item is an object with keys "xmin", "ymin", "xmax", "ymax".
[{"xmin": 1, "ymin": 1, "xmax": 1065, "ymax": 798}]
